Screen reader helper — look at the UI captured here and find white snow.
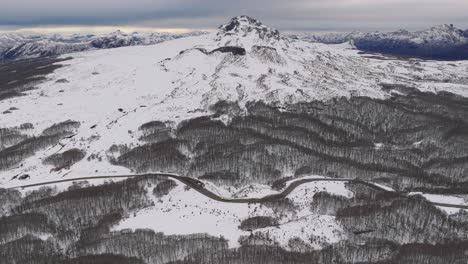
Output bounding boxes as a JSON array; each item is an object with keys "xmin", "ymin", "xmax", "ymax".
[
  {"xmin": 35, "ymin": 233, "xmax": 53, "ymax": 241},
  {"xmin": 254, "ymin": 215, "xmax": 345, "ymax": 249},
  {"xmin": 113, "ymin": 182, "xmax": 269, "ymax": 248},
  {"xmin": 374, "ymin": 143, "xmax": 385, "ymax": 149},
  {"xmin": 2, "ymin": 19, "xmax": 468, "ymax": 186},
  {"xmin": 371, "ymin": 182, "xmax": 395, "ymax": 192},
  {"xmin": 0, "ymin": 34, "xmax": 215, "ymax": 186},
  {"xmin": 1, "ymin": 18, "xmax": 468, "ymax": 249},
  {"xmin": 410, "ymin": 192, "xmax": 468, "ymax": 215},
  {"xmin": 113, "ymin": 175, "xmax": 352, "ymax": 250}
]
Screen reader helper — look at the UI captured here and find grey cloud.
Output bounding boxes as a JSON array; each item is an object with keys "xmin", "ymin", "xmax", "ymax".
[{"xmin": 1, "ymin": 0, "xmax": 468, "ymax": 31}]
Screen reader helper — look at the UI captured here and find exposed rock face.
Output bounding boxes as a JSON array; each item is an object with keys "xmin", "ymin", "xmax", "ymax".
[
  {"xmin": 210, "ymin": 46, "xmax": 247, "ymax": 56},
  {"xmin": 215, "ymin": 15, "xmax": 285, "ymax": 50},
  {"xmin": 218, "ymin": 16, "xmax": 281, "ymax": 42},
  {"xmin": 251, "ymin": 45, "xmax": 285, "ymax": 64}
]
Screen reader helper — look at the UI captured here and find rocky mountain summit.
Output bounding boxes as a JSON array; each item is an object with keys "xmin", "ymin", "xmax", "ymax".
[{"xmin": 215, "ymin": 15, "xmax": 283, "ymax": 49}]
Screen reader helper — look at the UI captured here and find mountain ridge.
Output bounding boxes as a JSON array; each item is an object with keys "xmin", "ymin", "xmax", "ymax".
[
  {"xmin": 0, "ymin": 30, "xmax": 207, "ymax": 61},
  {"xmin": 3, "ymin": 20, "xmax": 468, "ymax": 61},
  {"xmin": 290, "ymin": 23, "xmax": 468, "ymax": 60},
  {"xmin": 215, "ymin": 15, "xmax": 284, "ymax": 50}
]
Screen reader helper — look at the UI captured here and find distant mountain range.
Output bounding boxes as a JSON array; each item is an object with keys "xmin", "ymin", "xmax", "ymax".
[
  {"xmin": 0, "ymin": 30, "xmax": 207, "ymax": 61},
  {"xmin": 2, "ymin": 24, "xmax": 468, "ymax": 62},
  {"xmin": 288, "ymin": 24, "xmax": 468, "ymax": 60}
]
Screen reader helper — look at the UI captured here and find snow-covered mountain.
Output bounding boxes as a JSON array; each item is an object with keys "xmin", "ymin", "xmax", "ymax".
[
  {"xmin": 3, "ymin": 22, "xmax": 467, "ymax": 62},
  {"xmin": 2, "ymin": 15, "xmax": 468, "ymax": 184},
  {"xmin": 1, "ymin": 16, "xmax": 468, "ymax": 258},
  {"xmin": 0, "ymin": 30, "xmax": 206, "ymax": 61},
  {"xmin": 289, "ymin": 24, "xmax": 468, "ymax": 60}
]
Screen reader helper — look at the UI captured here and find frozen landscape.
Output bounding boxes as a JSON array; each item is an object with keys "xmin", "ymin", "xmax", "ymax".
[{"xmin": 1, "ymin": 15, "xmax": 468, "ymax": 264}]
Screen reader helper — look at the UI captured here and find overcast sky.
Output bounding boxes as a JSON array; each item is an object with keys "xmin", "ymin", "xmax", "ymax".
[{"xmin": 1, "ymin": 0, "xmax": 468, "ymax": 33}]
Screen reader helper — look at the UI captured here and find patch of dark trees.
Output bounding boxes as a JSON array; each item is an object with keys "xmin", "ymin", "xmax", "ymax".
[
  {"xmin": 168, "ymin": 241, "xmax": 468, "ymax": 264},
  {"xmin": 239, "ymin": 216, "xmax": 278, "ymax": 231},
  {"xmin": 43, "ymin": 148, "xmax": 86, "ymax": 171},
  {"xmin": 115, "ymin": 89, "xmax": 468, "ymax": 193},
  {"xmin": 176, "ymin": 187, "xmax": 468, "ymax": 263},
  {"xmin": 0, "ymin": 120, "xmax": 80, "ymax": 171},
  {"xmin": 311, "ymin": 182, "xmax": 468, "ymax": 245},
  {"xmin": 0, "ymin": 56, "xmax": 71, "ymax": 101},
  {"xmin": 0, "ymin": 127, "xmax": 28, "ymax": 150},
  {"xmin": 138, "ymin": 121, "xmax": 174, "ymax": 143},
  {"xmin": 0, "ymin": 176, "xmax": 228, "ymax": 264},
  {"xmin": 2, "ymin": 175, "xmax": 468, "ymax": 263},
  {"xmin": 153, "ymin": 179, "xmax": 177, "ymax": 197}
]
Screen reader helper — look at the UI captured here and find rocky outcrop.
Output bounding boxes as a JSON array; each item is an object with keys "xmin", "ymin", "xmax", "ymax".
[{"xmin": 215, "ymin": 16, "xmax": 285, "ymax": 50}]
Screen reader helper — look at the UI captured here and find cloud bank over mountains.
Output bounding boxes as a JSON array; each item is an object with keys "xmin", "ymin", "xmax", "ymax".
[{"xmin": 1, "ymin": 0, "xmax": 468, "ymax": 32}]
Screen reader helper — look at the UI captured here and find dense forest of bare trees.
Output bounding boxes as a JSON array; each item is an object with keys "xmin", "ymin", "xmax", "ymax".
[
  {"xmin": 2, "ymin": 89, "xmax": 468, "ymax": 262},
  {"xmin": 115, "ymin": 89, "xmax": 468, "ymax": 193},
  {"xmin": 2, "ymin": 176, "xmax": 468, "ymax": 263}
]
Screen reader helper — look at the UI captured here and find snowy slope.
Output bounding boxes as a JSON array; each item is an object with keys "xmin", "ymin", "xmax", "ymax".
[{"xmin": 2, "ymin": 16, "xmax": 468, "ymax": 187}]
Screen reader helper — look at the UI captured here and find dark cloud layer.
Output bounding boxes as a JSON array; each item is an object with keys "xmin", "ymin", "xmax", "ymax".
[{"xmin": 2, "ymin": 0, "xmax": 468, "ymax": 31}]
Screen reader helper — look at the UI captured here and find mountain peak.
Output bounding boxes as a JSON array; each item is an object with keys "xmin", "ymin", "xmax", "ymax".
[
  {"xmin": 215, "ymin": 16, "xmax": 282, "ymax": 49},
  {"xmin": 220, "ymin": 16, "xmax": 263, "ymax": 30},
  {"xmin": 109, "ymin": 30, "xmax": 127, "ymax": 36},
  {"xmin": 429, "ymin": 24, "xmax": 457, "ymax": 31}
]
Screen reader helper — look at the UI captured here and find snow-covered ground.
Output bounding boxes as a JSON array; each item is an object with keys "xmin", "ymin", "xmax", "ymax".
[
  {"xmin": 1, "ymin": 19, "xmax": 467, "ymax": 187},
  {"xmin": 0, "ymin": 34, "xmax": 214, "ymax": 186},
  {"xmin": 113, "ymin": 175, "xmax": 353, "ymax": 249},
  {"xmin": 2, "ymin": 29, "xmax": 468, "ymax": 187},
  {"xmin": 371, "ymin": 182, "xmax": 395, "ymax": 192},
  {"xmin": 1, "ymin": 15, "xmax": 468, "ymax": 197},
  {"xmin": 410, "ymin": 192, "xmax": 468, "ymax": 215},
  {"xmin": 2, "ymin": 16, "xmax": 468, "ymax": 260}
]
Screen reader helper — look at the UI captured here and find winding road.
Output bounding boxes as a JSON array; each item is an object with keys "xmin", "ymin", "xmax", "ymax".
[{"xmin": 7, "ymin": 173, "xmax": 468, "ymax": 210}]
